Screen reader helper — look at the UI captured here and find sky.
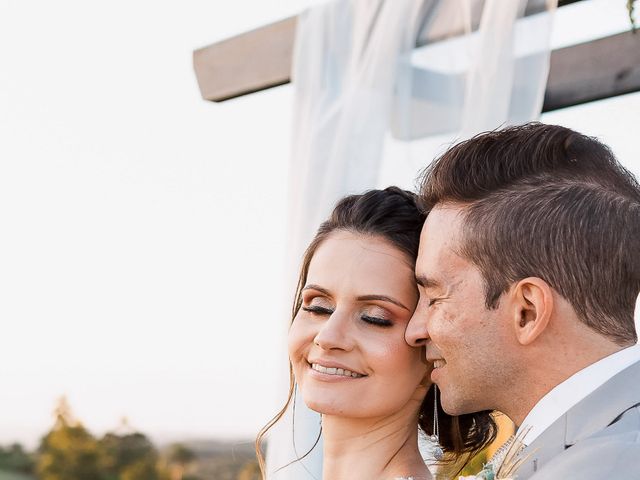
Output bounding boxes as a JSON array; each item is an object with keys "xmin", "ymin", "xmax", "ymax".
[{"xmin": 0, "ymin": 0, "xmax": 638, "ymax": 449}]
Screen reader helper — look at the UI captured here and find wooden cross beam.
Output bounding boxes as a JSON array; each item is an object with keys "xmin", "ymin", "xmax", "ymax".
[{"xmin": 193, "ymin": 0, "xmax": 640, "ymax": 112}]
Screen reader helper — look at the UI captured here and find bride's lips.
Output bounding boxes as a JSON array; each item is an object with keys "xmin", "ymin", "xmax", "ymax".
[{"xmin": 306, "ymin": 360, "xmax": 367, "ymax": 381}]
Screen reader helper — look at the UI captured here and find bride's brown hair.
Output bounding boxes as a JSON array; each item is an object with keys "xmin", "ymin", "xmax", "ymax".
[{"xmin": 256, "ymin": 187, "xmax": 497, "ymax": 476}]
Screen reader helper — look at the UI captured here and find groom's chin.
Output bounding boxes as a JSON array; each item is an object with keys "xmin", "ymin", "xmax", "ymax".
[{"xmin": 438, "ymin": 390, "xmax": 473, "ymax": 416}]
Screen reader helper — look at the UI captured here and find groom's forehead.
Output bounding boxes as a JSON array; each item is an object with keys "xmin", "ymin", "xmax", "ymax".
[
  {"xmin": 416, "ymin": 208, "xmax": 475, "ymax": 287},
  {"xmin": 419, "ymin": 207, "xmax": 465, "ymax": 257}
]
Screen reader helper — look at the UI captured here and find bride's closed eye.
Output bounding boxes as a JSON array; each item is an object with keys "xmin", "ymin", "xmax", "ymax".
[
  {"xmin": 301, "ymin": 300, "xmax": 394, "ymax": 328},
  {"xmin": 360, "ymin": 305, "xmax": 394, "ymax": 328},
  {"xmin": 361, "ymin": 314, "xmax": 393, "ymax": 327},
  {"xmin": 302, "ymin": 304, "xmax": 333, "ymax": 315},
  {"xmin": 301, "ymin": 293, "xmax": 335, "ymax": 315}
]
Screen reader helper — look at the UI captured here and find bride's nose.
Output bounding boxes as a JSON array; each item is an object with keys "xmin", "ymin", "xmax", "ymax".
[{"xmin": 313, "ymin": 310, "xmax": 355, "ymax": 351}]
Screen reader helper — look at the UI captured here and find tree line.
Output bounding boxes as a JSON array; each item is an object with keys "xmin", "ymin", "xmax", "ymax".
[{"xmin": 1, "ymin": 397, "xmax": 198, "ymax": 480}]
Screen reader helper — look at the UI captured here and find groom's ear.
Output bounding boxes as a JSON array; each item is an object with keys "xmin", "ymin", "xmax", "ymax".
[{"xmin": 510, "ymin": 277, "xmax": 553, "ymax": 346}]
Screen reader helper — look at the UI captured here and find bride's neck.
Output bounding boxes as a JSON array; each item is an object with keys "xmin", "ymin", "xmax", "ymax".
[{"xmin": 321, "ymin": 412, "xmax": 430, "ymax": 480}]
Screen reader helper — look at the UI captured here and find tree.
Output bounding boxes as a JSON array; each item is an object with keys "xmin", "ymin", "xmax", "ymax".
[
  {"xmin": 0, "ymin": 443, "xmax": 35, "ymax": 473},
  {"xmin": 237, "ymin": 460, "xmax": 260, "ymax": 480},
  {"xmin": 99, "ymin": 431, "xmax": 160, "ymax": 480},
  {"xmin": 36, "ymin": 397, "xmax": 104, "ymax": 480},
  {"xmin": 120, "ymin": 458, "xmax": 162, "ymax": 480},
  {"xmin": 166, "ymin": 444, "xmax": 195, "ymax": 480}
]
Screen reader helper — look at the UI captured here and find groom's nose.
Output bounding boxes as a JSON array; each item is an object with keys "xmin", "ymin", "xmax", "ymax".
[{"xmin": 405, "ymin": 304, "xmax": 430, "ymax": 348}]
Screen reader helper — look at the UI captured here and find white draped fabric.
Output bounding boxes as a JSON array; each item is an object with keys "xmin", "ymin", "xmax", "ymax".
[
  {"xmin": 636, "ymin": 293, "xmax": 640, "ymax": 344},
  {"xmin": 266, "ymin": 1, "xmax": 557, "ymax": 478}
]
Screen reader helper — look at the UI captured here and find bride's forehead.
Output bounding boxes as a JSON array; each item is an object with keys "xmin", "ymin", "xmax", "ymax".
[
  {"xmin": 306, "ymin": 233, "xmax": 416, "ymax": 297},
  {"xmin": 311, "ymin": 231, "xmax": 412, "ymax": 270}
]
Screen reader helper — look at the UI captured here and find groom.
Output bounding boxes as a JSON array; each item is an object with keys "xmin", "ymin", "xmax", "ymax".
[{"xmin": 406, "ymin": 122, "xmax": 640, "ymax": 479}]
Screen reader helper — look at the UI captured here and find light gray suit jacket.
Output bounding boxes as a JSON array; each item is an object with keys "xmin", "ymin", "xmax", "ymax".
[{"xmin": 517, "ymin": 359, "xmax": 640, "ymax": 479}]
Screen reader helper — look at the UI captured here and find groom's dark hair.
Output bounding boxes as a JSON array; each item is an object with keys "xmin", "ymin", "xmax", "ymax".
[{"xmin": 419, "ymin": 122, "xmax": 640, "ymax": 345}]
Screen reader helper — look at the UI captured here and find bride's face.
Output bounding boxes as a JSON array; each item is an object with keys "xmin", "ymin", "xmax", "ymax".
[{"xmin": 288, "ymin": 230, "xmax": 430, "ymax": 418}]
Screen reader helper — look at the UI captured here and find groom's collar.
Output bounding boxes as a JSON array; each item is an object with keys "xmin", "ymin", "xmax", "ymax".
[
  {"xmin": 564, "ymin": 357, "xmax": 640, "ymax": 445},
  {"xmin": 519, "ymin": 345, "xmax": 640, "ymax": 446},
  {"xmin": 517, "ymin": 358, "xmax": 640, "ymax": 477}
]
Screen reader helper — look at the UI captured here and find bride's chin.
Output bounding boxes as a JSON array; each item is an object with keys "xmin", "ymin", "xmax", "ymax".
[
  {"xmin": 300, "ymin": 390, "xmax": 346, "ymax": 416},
  {"xmin": 300, "ymin": 389, "xmax": 398, "ymax": 419},
  {"xmin": 298, "ymin": 387, "xmax": 358, "ymax": 417},
  {"xmin": 307, "ymin": 403, "xmax": 338, "ymax": 416}
]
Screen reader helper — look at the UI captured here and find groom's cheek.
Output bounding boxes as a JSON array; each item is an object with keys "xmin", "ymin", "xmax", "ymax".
[{"xmin": 427, "ymin": 308, "xmax": 449, "ymax": 342}]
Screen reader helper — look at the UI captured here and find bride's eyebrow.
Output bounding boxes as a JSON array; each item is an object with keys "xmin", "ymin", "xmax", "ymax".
[
  {"xmin": 302, "ymin": 284, "xmax": 332, "ymax": 296},
  {"xmin": 357, "ymin": 295, "xmax": 409, "ymax": 311}
]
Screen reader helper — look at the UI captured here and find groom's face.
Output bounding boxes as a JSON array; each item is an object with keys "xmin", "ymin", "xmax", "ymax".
[{"xmin": 406, "ymin": 205, "xmax": 517, "ymax": 415}]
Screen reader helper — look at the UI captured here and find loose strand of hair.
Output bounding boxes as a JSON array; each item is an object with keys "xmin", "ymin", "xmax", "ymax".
[
  {"xmin": 255, "ymin": 362, "xmax": 295, "ymax": 479},
  {"xmin": 273, "ymin": 387, "xmax": 322, "ymax": 479}
]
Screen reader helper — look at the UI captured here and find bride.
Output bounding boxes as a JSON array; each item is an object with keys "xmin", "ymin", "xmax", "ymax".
[{"xmin": 258, "ymin": 187, "xmax": 496, "ymax": 480}]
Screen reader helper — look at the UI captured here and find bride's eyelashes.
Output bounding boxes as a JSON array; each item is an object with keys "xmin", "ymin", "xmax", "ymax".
[
  {"xmin": 360, "ymin": 314, "xmax": 393, "ymax": 327},
  {"xmin": 301, "ymin": 303, "xmax": 393, "ymax": 328},
  {"xmin": 302, "ymin": 305, "xmax": 333, "ymax": 315}
]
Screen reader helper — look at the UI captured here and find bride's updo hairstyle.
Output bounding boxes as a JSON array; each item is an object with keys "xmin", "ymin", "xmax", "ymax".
[{"xmin": 256, "ymin": 187, "xmax": 497, "ymax": 475}]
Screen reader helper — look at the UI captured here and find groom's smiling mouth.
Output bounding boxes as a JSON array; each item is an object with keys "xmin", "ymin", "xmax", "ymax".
[
  {"xmin": 432, "ymin": 359, "xmax": 446, "ymax": 369},
  {"xmin": 430, "ymin": 358, "xmax": 447, "ymax": 381}
]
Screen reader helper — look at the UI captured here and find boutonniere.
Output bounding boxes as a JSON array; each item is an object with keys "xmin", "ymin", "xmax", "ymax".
[{"xmin": 458, "ymin": 426, "xmax": 532, "ymax": 480}]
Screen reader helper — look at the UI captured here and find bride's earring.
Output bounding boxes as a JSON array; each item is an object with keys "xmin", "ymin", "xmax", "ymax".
[{"xmin": 431, "ymin": 385, "xmax": 444, "ymax": 461}]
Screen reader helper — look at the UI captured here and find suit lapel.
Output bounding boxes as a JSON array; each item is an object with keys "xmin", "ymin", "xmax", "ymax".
[
  {"xmin": 517, "ymin": 359, "xmax": 640, "ymax": 479},
  {"xmin": 564, "ymin": 359, "xmax": 640, "ymax": 444},
  {"xmin": 518, "ymin": 415, "xmax": 567, "ymax": 479}
]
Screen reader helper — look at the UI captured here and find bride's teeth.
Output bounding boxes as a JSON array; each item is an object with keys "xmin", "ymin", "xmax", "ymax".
[{"xmin": 311, "ymin": 363, "xmax": 364, "ymax": 378}]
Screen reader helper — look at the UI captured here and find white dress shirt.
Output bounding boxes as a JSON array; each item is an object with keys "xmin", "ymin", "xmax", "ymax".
[{"xmin": 520, "ymin": 344, "xmax": 640, "ymax": 445}]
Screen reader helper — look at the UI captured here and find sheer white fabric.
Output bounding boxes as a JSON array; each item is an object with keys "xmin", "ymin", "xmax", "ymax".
[
  {"xmin": 286, "ymin": 0, "xmax": 429, "ymax": 260},
  {"xmin": 392, "ymin": 0, "xmax": 557, "ymax": 141},
  {"xmin": 635, "ymin": 293, "xmax": 640, "ymax": 344},
  {"xmin": 266, "ymin": 1, "xmax": 557, "ymax": 478}
]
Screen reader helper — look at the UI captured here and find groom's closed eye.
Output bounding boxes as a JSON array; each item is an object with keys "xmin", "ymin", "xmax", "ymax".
[
  {"xmin": 416, "ymin": 276, "xmax": 445, "ymax": 300},
  {"xmin": 428, "ymin": 298, "xmax": 442, "ymax": 307}
]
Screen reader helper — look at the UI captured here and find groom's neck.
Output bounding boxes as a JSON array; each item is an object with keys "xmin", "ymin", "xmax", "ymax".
[{"xmin": 503, "ymin": 319, "xmax": 625, "ymax": 426}]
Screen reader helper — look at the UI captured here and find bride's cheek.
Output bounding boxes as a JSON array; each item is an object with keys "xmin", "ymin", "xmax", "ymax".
[
  {"xmin": 287, "ymin": 322, "xmax": 304, "ymax": 362},
  {"xmin": 288, "ymin": 319, "xmax": 313, "ymax": 366}
]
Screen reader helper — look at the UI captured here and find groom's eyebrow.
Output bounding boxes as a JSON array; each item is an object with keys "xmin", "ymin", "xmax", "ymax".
[{"xmin": 415, "ymin": 275, "xmax": 440, "ymax": 290}]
